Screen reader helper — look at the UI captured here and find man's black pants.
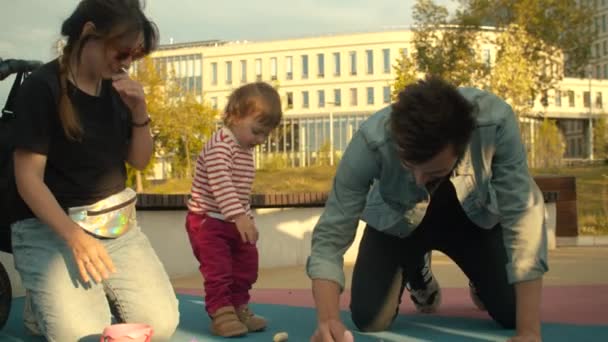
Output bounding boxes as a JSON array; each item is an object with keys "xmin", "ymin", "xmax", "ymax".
[{"xmin": 350, "ymin": 180, "xmax": 516, "ymax": 332}]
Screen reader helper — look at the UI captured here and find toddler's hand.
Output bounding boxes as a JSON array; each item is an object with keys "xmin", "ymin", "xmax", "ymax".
[{"xmin": 234, "ymin": 214, "xmax": 258, "ymax": 243}]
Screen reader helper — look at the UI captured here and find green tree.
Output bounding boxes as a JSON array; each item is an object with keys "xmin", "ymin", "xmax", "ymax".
[
  {"xmin": 128, "ymin": 57, "xmax": 167, "ymax": 191},
  {"xmin": 594, "ymin": 114, "xmax": 608, "ymax": 160},
  {"xmin": 533, "ymin": 118, "xmax": 565, "ymax": 168},
  {"xmin": 158, "ymin": 80, "xmax": 218, "ymax": 178},
  {"xmin": 316, "ymin": 140, "xmax": 341, "ymax": 167},
  {"xmin": 456, "ymin": 0, "xmax": 595, "ymax": 89},
  {"xmin": 392, "ymin": 49, "xmax": 419, "ymax": 100},
  {"xmin": 411, "ymin": 0, "xmax": 490, "ymax": 87},
  {"xmin": 490, "ymin": 25, "xmax": 536, "ymax": 117},
  {"xmin": 135, "ymin": 57, "xmax": 218, "ymax": 180}
]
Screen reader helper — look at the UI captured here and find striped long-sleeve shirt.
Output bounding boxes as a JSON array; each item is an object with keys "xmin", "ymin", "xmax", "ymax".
[{"xmin": 187, "ymin": 127, "xmax": 254, "ymax": 220}]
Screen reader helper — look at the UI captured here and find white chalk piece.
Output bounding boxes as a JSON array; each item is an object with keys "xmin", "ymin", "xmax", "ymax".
[{"xmin": 273, "ymin": 331, "xmax": 288, "ymax": 342}]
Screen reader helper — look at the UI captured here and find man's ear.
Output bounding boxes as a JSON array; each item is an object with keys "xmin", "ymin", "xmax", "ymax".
[{"xmin": 80, "ymin": 21, "xmax": 97, "ymax": 39}]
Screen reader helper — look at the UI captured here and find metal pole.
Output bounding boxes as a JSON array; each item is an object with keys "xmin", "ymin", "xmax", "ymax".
[
  {"xmin": 329, "ymin": 108, "xmax": 334, "ymax": 166},
  {"xmin": 589, "ymin": 66, "xmax": 594, "ymax": 160}
]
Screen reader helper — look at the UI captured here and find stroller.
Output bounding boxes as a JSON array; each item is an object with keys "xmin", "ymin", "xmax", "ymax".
[{"xmin": 0, "ymin": 57, "xmax": 43, "ymax": 329}]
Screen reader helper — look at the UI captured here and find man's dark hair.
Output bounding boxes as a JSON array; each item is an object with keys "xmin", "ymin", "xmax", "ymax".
[{"xmin": 390, "ymin": 76, "xmax": 476, "ymax": 163}]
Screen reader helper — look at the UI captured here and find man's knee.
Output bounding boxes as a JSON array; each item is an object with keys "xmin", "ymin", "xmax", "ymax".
[
  {"xmin": 480, "ymin": 287, "xmax": 516, "ymax": 329},
  {"xmin": 350, "ymin": 302, "xmax": 396, "ymax": 332},
  {"xmin": 492, "ymin": 309, "xmax": 516, "ymax": 330},
  {"xmin": 486, "ymin": 302, "xmax": 516, "ymax": 330},
  {"xmin": 350, "ymin": 269, "xmax": 403, "ymax": 332}
]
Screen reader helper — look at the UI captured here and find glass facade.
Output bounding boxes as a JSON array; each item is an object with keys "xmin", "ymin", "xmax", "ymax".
[
  {"xmin": 150, "ymin": 54, "xmax": 203, "ymax": 94},
  {"xmin": 254, "ymin": 113, "xmax": 370, "ymax": 167}
]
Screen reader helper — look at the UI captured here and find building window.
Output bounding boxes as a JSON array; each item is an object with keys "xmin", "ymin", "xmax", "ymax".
[
  {"xmin": 597, "ymin": 64, "xmax": 602, "ymax": 79},
  {"xmin": 195, "ymin": 77, "xmax": 202, "ymax": 94},
  {"xmin": 318, "ymin": 90, "xmax": 325, "ymax": 108},
  {"xmin": 350, "ymin": 88, "xmax": 358, "ymax": 106},
  {"xmin": 225, "ymin": 61, "xmax": 232, "ymax": 84},
  {"xmin": 240, "ymin": 60, "xmax": 247, "ymax": 83},
  {"xmin": 483, "ymin": 49, "xmax": 491, "ymax": 66},
  {"xmin": 367, "ymin": 87, "xmax": 374, "ymax": 105},
  {"xmin": 604, "ymin": 64, "xmax": 608, "ymax": 79},
  {"xmin": 596, "ymin": 92, "xmax": 603, "ymax": 109},
  {"xmin": 333, "ymin": 52, "xmax": 341, "ymax": 76},
  {"xmin": 302, "ymin": 91, "xmax": 309, "ymax": 108},
  {"xmin": 349, "ymin": 51, "xmax": 357, "ymax": 75},
  {"xmin": 334, "ymin": 89, "xmax": 341, "ymax": 106},
  {"xmin": 211, "ymin": 62, "xmax": 217, "ymax": 85},
  {"xmin": 255, "ymin": 58, "xmax": 262, "ymax": 81},
  {"xmin": 383, "ymin": 86, "xmax": 391, "ymax": 104},
  {"xmin": 271, "ymin": 57, "xmax": 278, "ymax": 81},
  {"xmin": 286, "ymin": 56, "xmax": 293, "ymax": 80},
  {"xmin": 210, "ymin": 96, "xmax": 218, "ymax": 109},
  {"xmin": 366, "ymin": 49, "xmax": 374, "ymax": 74},
  {"xmin": 584, "ymin": 91, "xmax": 591, "ymax": 108},
  {"xmin": 317, "ymin": 53, "xmax": 325, "ymax": 78},
  {"xmin": 555, "ymin": 90, "xmax": 562, "ymax": 107},
  {"xmin": 382, "ymin": 49, "xmax": 390, "ymax": 74},
  {"xmin": 568, "ymin": 90, "xmax": 575, "ymax": 107},
  {"xmin": 286, "ymin": 92, "xmax": 293, "ymax": 109},
  {"xmin": 301, "ymin": 55, "xmax": 309, "ymax": 79},
  {"xmin": 543, "ymin": 90, "xmax": 552, "ymax": 107}
]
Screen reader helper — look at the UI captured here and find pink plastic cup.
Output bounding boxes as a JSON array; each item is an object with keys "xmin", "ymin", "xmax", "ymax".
[{"xmin": 100, "ymin": 323, "xmax": 153, "ymax": 342}]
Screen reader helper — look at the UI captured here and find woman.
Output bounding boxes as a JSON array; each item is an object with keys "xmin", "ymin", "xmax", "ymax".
[{"xmin": 11, "ymin": 1, "xmax": 179, "ymax": 340}]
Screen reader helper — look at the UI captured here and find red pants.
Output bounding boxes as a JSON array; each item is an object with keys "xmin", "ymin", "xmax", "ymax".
[{"xmin": 185, "ymin": 212, "xmax": 259, "ymax": 315}]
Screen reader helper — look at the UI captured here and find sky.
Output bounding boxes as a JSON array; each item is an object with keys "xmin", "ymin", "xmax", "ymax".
[{"xmin": 0, "ymin": 0, "xmax": 458, "ymax": 104}]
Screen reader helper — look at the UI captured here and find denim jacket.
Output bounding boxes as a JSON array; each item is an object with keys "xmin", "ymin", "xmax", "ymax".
[{"xmin": 306, "ymin": 87, "xmax": 548, "ymax": 290}]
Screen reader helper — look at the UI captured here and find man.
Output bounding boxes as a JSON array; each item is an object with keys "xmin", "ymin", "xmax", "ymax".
[{"xmin": 307, "ymin": 77, "xmax": 547, "ymax": 342}]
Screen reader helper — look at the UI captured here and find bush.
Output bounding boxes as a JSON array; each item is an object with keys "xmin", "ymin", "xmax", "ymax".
[{"xmin": 260, "ymin": 153, "xmax": 289, "ymax": 171}]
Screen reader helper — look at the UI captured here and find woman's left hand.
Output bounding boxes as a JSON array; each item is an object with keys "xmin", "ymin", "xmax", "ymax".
[{"xmin": 112, "ymin": 72, "xmax": 147, "ymax": 118}]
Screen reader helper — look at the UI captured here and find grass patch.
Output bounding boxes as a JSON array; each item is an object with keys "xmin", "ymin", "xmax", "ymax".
[
  {"xmin": 252, "ymin": 165, "xmax": 337, "ymax": 193},
  {"xmin": 143, "ymin": 165, "xmax": 338, "ymax": 195}
]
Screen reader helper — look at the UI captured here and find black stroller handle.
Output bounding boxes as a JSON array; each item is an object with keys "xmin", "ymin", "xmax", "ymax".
[{"xmin": 0, "ymin": 58, "xmax": 43, "ymax": 81}]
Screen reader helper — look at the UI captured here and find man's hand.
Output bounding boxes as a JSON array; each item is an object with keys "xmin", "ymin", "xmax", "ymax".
[
  {"xmin": 507, "ymin": 333, "xmax": 541, "ymax": 342},
  {"xmin": 311, "ymin": 319, "xmax": 354, "ymax": 342}
]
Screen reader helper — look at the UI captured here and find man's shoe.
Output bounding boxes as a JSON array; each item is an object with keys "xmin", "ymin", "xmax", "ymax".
[{"xmin": 405, "ymin": 253, "xmax": 441, "ymax": 313}]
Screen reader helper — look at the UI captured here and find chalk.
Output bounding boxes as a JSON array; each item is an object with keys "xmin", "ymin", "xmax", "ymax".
[{"xmin": 273, "ymin": 331, "xmax": 288, "ymax": 342}]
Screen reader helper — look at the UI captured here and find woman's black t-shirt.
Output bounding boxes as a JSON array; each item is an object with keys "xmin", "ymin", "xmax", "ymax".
[{"xmin": 12, "ymin": 59, "xmax": 132, "ymax": 221}]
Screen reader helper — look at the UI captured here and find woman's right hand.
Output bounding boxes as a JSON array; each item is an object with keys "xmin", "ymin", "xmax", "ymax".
[
  {"xmin": 66, "ymin": 228, "xmax": 116, "ymax": 283},
  {"xmin": 311, "ymin": 319, "xmax": 354, "ymax": 342}
]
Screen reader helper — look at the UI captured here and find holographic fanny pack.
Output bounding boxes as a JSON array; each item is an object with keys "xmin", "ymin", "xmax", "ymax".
[{"xmin": 68, "ymin": 188, "xmax": 137, "ymax": 238}]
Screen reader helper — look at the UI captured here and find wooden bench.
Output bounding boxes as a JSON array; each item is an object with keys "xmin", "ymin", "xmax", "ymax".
[{"xmin": 136, "ymin": 176, "xmax": 578, "ymax": 237}]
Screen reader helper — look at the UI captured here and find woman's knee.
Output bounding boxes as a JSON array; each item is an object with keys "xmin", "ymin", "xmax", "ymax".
[
  {"xmin": 125, "ymin": 297, "xmax": 180, "ymax": 341},
  {"xmin": 43, "ymin": 317, "xmax": 108, "ymax": 342},
  {"xmin": 146, "ymin": 311, "xmax": 179, "ymax": 341}
]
